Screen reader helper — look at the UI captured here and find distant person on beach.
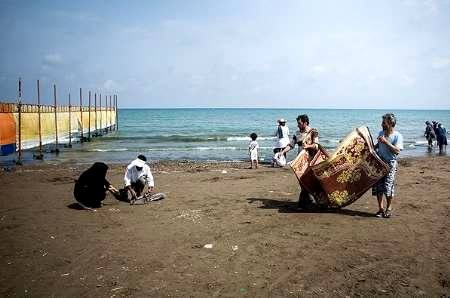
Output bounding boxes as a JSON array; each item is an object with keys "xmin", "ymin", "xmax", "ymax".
[
  {"xmin": 424, "ymin": 121, "xmax": 436, "ymax": 149},
  {"xmin": 372, "ymin": 113, "xmax": 403, "ymax": 218},
  {"xmin": 248, "ymin": 133, "xmax": 259, "ymax": 169},
  {"xmin": 74, "ymin": 162, "xmax": 119, "ymax": 210},
  {"xmin": 271, "ymin": 118, "xmax": 290, "ymax": 167},
  {"xmin": 281, "ymin": 114, "xmax": 320, "ymax": 209},
  {"xmin": 432, "ymin": 121, "xmax": 438, "ymax": 132},
  {"xmin": 123, "ymin": 154, "xmax": 165, "ymax": 204},
  {"xmin": 273, "ymin": 118, "xmax": 290, "ymax": 156},
  {"xmin": 436, "ymin": 123, "xmax": 448, "ymax": 154}
]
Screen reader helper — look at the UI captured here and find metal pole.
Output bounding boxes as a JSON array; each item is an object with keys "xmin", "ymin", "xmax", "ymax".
[
  {"xmin": 35, "ymin": 80, "xmax": 43, "ymax": 159},
  {"xmin": 99, "ymin": 93, "xmax": 102, "ymax": 134},
  {"xmin": 115, "ymin": 95, "xmax": 118, "ymax": 130},
  {"xmin": 53, "ymin": 84, "xmax": 59, "ymax": 153},
  {"xmin": 88, "ymin": 91, "xmax": 91, "ymax": 140},
  {"xmin": 79, "ymin": 88, "xmax": 83, "ymax": 142},
  {"xmin": 16, "ymin": 78, "xmax": 22, "ymax": 165},
  {"xmin": 109, "ymin": 95, "xmax": 112, "ymax": 131},
  {"xmin": 94, "ymin": 93, "xmax": 97, "ymax": 134},
  {"xmin": 105, "ymin": 94, "xmax": 108, "ymax": 132},
  {"xmin": 68, "ymin": 92, "xmax": 72, "ymax": 147}
]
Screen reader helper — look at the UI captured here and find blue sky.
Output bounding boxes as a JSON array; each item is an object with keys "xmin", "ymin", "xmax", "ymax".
[{"xmin": 1, "ymin": 0, "xmax": 450, "ymax": 108}]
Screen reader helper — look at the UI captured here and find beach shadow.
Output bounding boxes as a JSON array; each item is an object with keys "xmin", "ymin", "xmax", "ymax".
[
  {"xmin": 67, "ymin": 203, "xmax": 85, "ymax": 210},
  {"xmin": 247, "ymin": 197, "xmax": 375, "ymax": 217}
]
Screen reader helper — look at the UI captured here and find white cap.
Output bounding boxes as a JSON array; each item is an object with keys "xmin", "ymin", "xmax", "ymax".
[
  {"xmin": 132, "ymin": 158, "xmax": 146, "ymax": 168},
  {"xmin": 278, "ymin": 118, "xmax": 286, "ymax": 123}
]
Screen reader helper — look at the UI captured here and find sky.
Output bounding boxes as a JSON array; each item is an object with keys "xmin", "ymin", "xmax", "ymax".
[{"xmin": 1, "ymin": 0, "xmax": 450, "ymax": 109}]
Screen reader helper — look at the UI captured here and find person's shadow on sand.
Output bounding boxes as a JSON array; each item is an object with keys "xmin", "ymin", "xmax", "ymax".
[
  {"xmin": 247, "ymin": 197, "xmax": 374, "ymax": 217},
  {"xmin": 67, "ymin": 203, "xmax": 85, "ymax": 210}
]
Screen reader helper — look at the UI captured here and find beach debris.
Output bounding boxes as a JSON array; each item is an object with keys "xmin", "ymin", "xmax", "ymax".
[
  {"xmin": 50, "ymin": 235, "xmax": 55, "ymax": 239},
  {"xmin": 232, "ymin": 245, "xmax": 238, "ymax": 251},
  {"xmin": 176, "ymin": 209, "xmax": 202, "ymax": 223},
  {"xmin": 111, "ymin": 287, "xmax": 124, "ymax": 292},
  {"xmin": 61, "ymin": 273, "xmax": 70, "ymax": 277},
  {"xmin": 221, "ymin": 170, "xmax": 227, "ymax": 174},
  {"xmin": 204, "ymin": 243, "xmax": 213, "ymax": 249}
]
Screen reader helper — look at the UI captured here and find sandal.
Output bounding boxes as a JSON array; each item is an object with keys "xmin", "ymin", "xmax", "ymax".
[
  {"xmin": 383, "ymin": 209, "xmax": 392, "ymax": 218},
  {"xmin": 375, "ymin": 210, "xmax": 384, "ymax": 218}
]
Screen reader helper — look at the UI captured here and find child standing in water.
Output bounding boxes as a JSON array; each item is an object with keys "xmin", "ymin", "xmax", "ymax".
[{"xmin": 248, "ymin": 133, "xmax": 259, "ymax": 169}]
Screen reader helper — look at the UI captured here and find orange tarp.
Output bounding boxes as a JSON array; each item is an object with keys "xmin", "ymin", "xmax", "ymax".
[{"xmin": 0, "ymin": 113, "xmax": 16, "ymax": 145}]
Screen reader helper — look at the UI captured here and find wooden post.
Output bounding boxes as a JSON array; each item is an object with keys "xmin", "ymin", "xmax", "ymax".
[
  {"xmin": 79, "ymin": 88, "xmax": 83, "ymax": 142},
  {"xmin": 16, "ymin": 78, "xmax": 22, "ymax": 165},
  {"xmin": 53, "ymin": 84, "xmax": 59, "ymax": 153},
  {"xmin": 94, "ymin": 93, "xmax": 97, "ymax": 134},
  {"xmin": 34, "ymin": 80, "xmax": 43, "ymax": 159},
  {"xmin": 88, "ymin": 91, "xmax": 91, "ymax": 140},
  {"xmin": 68, "ymin": 92, "xmax": 72, "ymax": 147}
]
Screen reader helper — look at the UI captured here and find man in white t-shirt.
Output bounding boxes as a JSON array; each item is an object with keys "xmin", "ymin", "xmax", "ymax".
[{"xmin": 124, "ymin": 155, "xmax": 154, "ymax": 202}]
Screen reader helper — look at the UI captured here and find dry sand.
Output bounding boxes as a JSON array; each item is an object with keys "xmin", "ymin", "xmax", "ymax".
[{"xmin": 0, "ymin": 156, "xmax": 449, "ymax": 297}]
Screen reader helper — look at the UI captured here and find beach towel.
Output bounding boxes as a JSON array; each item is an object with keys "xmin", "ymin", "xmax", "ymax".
[{"xmin": 289, "ymin": 126, "xmax": 389, "ymax": 208}]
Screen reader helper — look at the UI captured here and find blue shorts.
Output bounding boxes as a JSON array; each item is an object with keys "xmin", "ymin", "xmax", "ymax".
[{"xmin": 372, "ymin": 160, "xmax": 398, "ymax": 197}]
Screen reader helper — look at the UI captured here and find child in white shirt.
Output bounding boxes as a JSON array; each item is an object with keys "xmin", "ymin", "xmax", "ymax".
[{"xmin": 248, "ymin": 133, "xmax": 259, "ymax": 169}]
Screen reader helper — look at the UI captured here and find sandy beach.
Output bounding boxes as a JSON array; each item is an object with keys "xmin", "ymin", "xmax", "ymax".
[{"xmin": 0, "ymin": 156, "xmax": 449, "ymax": 297}]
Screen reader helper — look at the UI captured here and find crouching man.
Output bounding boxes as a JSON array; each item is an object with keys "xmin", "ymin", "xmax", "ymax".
[{"xmin": 124, "ymin": 154, "xmax": 165, "ymax": 204}]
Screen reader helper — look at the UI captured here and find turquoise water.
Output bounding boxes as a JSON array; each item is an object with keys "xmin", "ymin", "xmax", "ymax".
[{"xmin": 2, "ymin": 108, "xmax": 449, "ymax": 165}]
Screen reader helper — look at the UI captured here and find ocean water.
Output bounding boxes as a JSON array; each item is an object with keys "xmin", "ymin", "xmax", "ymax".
[{"xmin": 2, "ymin": 108, "xmax": 449, "ymax": 165}]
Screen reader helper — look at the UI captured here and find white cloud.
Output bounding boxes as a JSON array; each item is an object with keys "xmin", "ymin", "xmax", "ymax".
[
  {"xmin": 310, "ymin": 65, "xmax": 327, "ymax": 78},
  {"xmin": 423, "ymin": 0, "xmax": 438, "ymax": 15},
  {"xmin": 399, "ymin": 74, "xmax": 416, "ymax": 86},
  {"xmin": 103, "ymin": 79, "xmax": 121, "ymax": 92},
  {"xmin": 53, "ymin": 10, "xmax": 102, "ymax": 23},
  {"xmin": 402, "ymin": 0, "xmax": 439, "ymax": 15},
  {"xmin": 431, "ymin": 57, "xmax": 450, "ymax": 69},
  {"xmin": 43, "ymin": 53, "xmax": 63, "ymax": 65}
]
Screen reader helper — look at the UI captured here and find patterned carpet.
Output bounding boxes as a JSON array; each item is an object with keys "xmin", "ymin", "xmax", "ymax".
[{"xmin": 289, "ymin": 126, "xmax": 389, "ymax": 208}]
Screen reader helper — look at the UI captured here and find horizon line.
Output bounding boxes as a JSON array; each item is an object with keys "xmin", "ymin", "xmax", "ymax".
[{"xmin": 117, "ymin": 106, "xmax": 450, "ymax": 111}]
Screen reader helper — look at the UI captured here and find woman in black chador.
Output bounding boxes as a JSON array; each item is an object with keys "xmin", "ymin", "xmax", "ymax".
[{"xmin": 74, "ymin": 162, "xmax": 118, "ymax": 209}]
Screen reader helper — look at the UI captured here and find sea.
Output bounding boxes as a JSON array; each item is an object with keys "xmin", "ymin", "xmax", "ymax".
[{"xmin": 2, "ymin": 108, "xmax": 449, "ymax": 166}]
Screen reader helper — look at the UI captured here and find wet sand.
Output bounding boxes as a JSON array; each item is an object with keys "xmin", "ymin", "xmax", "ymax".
[{"xmin": 0, "ymin": 156, "xmax": 449, "ymax": 297}]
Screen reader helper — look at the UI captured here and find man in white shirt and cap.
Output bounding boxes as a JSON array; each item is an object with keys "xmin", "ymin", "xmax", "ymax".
[
  {"xmin": 124, "ymin": 154, "xmax": 155, "ymax": 203},
  {"xmin": 274, "ymin": 118, "xmax": 290, "ymax": 154}
]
